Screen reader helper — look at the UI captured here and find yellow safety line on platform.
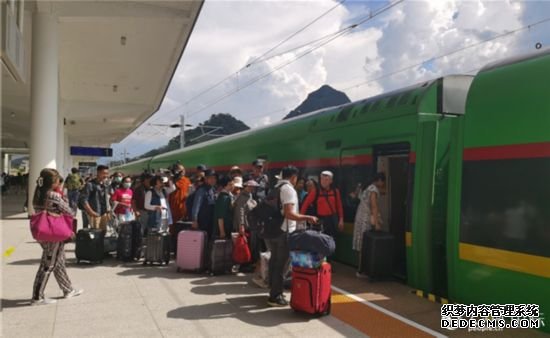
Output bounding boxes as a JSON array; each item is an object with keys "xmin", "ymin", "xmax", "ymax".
[
  {"xmin": 3, "ymin": 246, "xmax": 15, "ymax": 257},
  {"xmin": 413, "ymin": 290, "xmax": 449, "ymax": 305},
  {"xmin": 331, "ymin": 286, "xmax": 446, "ymax": 338}
]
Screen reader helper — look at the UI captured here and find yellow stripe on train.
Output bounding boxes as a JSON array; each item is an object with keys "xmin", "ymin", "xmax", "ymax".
[{"xmin": 459, "ymin": 243, "xmax": 550, "ymax": 278}]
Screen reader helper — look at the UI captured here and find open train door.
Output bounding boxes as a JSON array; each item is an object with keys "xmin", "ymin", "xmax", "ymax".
[
  {"xmin": 372, "ymin": 143, "xmax": 411, "ymax": 281},
  {"xmin": 338, "ymin": 146, "xmax": 374, "ymax": 267}
]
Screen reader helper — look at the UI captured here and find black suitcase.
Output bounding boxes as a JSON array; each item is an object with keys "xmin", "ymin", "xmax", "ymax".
[
  {"xmin": 75, "ymin": 229, "xmax": 104, "ymax": 264},
  {"xmin": 104, "ymin": 235, "xmax": 118, "ymax": 254},
  {"xmin": 143, "ymin": 231, "xmax": 171, "ymax": 265},
  {"xmin": 209, "ymin": 239, "xmax": 233, "ymax": 275},
  {"xmin": 361, "ymin": 230, "xmax": 394, "ymax": 280},
  {"xmin": 169, "ymin": 221, "xmax": 192, "ymax": 254},
  {"xmin": 117, "ymin": 221, "xmax": 143, "ymax": 261}
]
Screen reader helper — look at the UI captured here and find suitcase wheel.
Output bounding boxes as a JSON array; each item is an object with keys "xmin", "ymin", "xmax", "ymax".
[
  {"xmin": 165, "ymin": 260, "xmax": 169, "ymax": 265},
  {"xmin": 143, "ymin": 261, "xmax": 147, "ymax": 266},
  {"xmin": 320, "ymin": 298, "xmax": 331, "ymax": 317}
]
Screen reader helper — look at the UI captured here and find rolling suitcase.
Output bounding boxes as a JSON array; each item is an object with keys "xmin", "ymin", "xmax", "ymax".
[
  {"xmin": 360, "ymin": 230, "xmax": 394, "ymax": 280},
  {"xmin": 117, "ymin": 221, "xmax": 143, "ymax": 261},
  {"xmin": 176, "ymin": 230, "xmax": 207, "ymax": 272},
  {"xmin": 104, "ymin": 235, "xmax": 118, "ymax": 254},
  {"xmin": 290, "ymin": 262, "xmax": 332, "ymax": 316},
  {"xmin": 75, "ymin": 229, "xmax": 104, "ymax": 264},
  {"xmin": 143, "ymin": 231, "xmax": 171, "ymax": 265},
  {"xmin": 209, "ymin": 239, "xmax": 233, "ymax": 275},
  {"xmin": 170, "ymin": 221, "xmax": 192, "ymax": 254}
]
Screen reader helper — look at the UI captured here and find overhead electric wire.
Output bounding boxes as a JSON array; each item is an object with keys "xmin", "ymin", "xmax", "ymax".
[
  {"xmin": 245, "ymin": 0, "xmax": 347, "ymax": 67},
  {"xmin": 148, "ymin": 0, "xmax": 349, "ymax": 126},
  {"xmin": 124, "ymin": 0, "xmax": 401, "ymax": 147},
  {"xmin": 186, "ymin": 0, "xmax": 405, "ymax": 119},
  {"xmin": 343, "ymin": 16, "xmax": 550, "ymax": 91}
]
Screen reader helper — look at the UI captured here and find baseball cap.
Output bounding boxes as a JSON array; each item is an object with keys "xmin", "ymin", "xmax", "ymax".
[
  {"xmin": 204, "ymin": 169, "xmax": 216, "ymax": 177},
  {"xmin": 196, "ymin": 164, "xmax": 207, "ymax": 171},
  {"xmin": 233, "ymin": 176, "xmax": 243, "ymax": 188},
  {"xmin": 321, "ymin": 170, "xmax": 333, "ymax": 178},
  {"xmin": 244, "ymin": 180, "xmax": 260, "ymax": 187},
  {"xmin": 252, "ymin": 159, "xmax": 265, "ymax": 167}
]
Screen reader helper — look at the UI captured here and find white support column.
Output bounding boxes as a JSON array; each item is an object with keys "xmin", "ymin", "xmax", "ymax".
[
  {"xmin": 65, "ymin": 134, "xmax": 72, "ymax": 172},
  {"xmin": 3, "ymin": 154, "xmax": 9, "ymax": 174},
  {"xmin": 57, "ymin": 115, "xmax": 65, "ymax": 176},
  {"xmin": 28, "ymin": 10, "xmax": 59, "ymax": 213}
]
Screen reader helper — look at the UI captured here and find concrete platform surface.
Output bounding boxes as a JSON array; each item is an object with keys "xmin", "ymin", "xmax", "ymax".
[
  {"xmin": 2, "ymin": 194, "xmax": 545, "ymax": 338},
  {"xmin": 2, "ymin": 195, "xmax": 366, "ymax": 337}
]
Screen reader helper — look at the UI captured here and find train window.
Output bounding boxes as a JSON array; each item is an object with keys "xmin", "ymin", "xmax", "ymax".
[
  {"xmin": 336, "ymin": 107, "xmax": 353, "ymax": 122},
  {"xmin": 398, "ymin": 92, "xmax": 412, "ymax": 105},
  {"xmin": 461, "ymin": 158, "xmax": 550, "ymax": 258},
  {"xmin": 387, "ymin": 96, "xmax": 399, "ymax": 108},
  {"xmin": 411, "ymin": 95, "xmax": 418, "ymax": 105},
  {"xmin": 361, "ymin": 102, "xmax": 372, "ymax": 114},
  {"xmin": 325, "ymin": 140, "xmax": 341, "ymax": 149},
  {"xmin": 370, "ymin": 100, "xmax": 383, "ymax": 112}
]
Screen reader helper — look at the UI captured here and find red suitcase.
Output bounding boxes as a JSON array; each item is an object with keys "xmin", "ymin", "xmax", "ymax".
[{"xmin": 290, "ymin": 262, "xmax": 331, "ymax": 316}]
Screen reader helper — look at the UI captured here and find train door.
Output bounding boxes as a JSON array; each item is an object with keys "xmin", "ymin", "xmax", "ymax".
[
  {"xmin": 339, "ymin": 147, "xmax": 374, "ymax": 267},
  {"xmin": 374, "ymin": 144, "xmax": 410, "ymax": 280}
]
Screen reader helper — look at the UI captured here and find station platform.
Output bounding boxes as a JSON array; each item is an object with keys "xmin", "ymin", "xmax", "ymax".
[{"xmin": 1, "ymin": 194, "xmax": 545, "ymax": 338}]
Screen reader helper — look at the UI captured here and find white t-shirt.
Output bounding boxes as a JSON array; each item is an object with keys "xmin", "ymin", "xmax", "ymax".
[{"xmin": 278, "ymin": 180, "xmax": 301, "ymax": 233}]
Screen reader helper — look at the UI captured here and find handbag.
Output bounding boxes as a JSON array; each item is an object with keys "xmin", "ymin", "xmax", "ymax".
[
  {"xmin": 232, "ymin": 234, "xmax": 252, "ymax": 264},
  {"xmin": 30, "ymin": 211, "xmax": 74, "ymax": 242}
]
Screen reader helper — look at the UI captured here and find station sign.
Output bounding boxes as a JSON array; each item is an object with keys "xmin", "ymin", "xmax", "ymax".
[
  {"xmin": 70, "ymin": 147, "xmax": 113, "ymax": 157},
  {"xmin": 78, "ymin": 161, "xmax": 97, "ymax": 167}
]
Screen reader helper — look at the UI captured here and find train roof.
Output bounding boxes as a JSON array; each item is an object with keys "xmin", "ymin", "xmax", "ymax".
[
  {"xmin": 479, "ymin": 47, "xmax": 550, "ymax": 73},
  {"xmin": 125, "ymin": 74, "xmax": 472, "ymax": 167}
]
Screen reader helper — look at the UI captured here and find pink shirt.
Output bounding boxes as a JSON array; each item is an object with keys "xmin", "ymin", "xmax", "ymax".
[{"xmin": 111, "ymin": 188, "xmax": 133, "ymax": 214}]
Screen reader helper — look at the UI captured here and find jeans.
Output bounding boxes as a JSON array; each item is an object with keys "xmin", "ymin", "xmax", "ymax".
[
  {"xmin": 67, "ymin": 190, "xmax": 80, "ymax": 210},
  {"xmin": 265, "ymin": 232, "xmax": 289, "ymax": 299}
]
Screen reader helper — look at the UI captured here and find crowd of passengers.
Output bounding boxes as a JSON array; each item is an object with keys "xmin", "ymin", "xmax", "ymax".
[{"xmin": 29, "ymin": 160, "xmax": 386, "ymax": 307}]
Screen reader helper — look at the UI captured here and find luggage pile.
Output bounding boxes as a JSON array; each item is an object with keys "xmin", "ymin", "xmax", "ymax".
[{"xmin": 288, "ymin": 228, "xmax": 336, "ymax": 316}]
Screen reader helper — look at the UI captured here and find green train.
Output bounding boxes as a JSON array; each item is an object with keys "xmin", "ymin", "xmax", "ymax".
[{"xmin": 116, "ymin": 49, "xmax": 550, "ymax": 330}]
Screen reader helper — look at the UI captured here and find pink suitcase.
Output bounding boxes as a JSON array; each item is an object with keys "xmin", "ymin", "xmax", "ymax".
[{"xmin": 176, "ymin": 230, "xmax": 207, "ymax": 272}]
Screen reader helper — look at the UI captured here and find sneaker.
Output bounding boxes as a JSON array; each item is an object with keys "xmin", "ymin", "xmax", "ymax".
[
  {"xmin": 252, "ymin": 276, "xmax": 269, "ymax": 289},
  {"xmin": 31, "ymin": 298, "xmax": 57, "ymax": 306},
  {"xmin": 267, "ymin": 295, "xmax": 288, "ymax": 307},
  {"xmin": 63, "ymin": 289, "xmax": 84, "ymax": 299},
  {"xmin": 356, "ymin": 271, "xmax": 369, "ymax": 279}
]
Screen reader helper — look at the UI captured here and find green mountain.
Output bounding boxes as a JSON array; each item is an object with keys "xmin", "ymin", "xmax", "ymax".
[
  {"xmin": 283, "ymin": 85, "xmax": 351, "ymax": 120},
  {"xmin": 134, "ymin": 113, "xmax": 250, "ymax": 160}
]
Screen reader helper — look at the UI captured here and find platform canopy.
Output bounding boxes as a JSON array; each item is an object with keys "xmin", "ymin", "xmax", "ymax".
[{"xmin": 2, "ymin": 0, "xmax": 203, "ymax": 149}]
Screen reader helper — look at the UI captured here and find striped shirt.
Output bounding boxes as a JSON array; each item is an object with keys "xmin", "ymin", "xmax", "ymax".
[{"xmin": 34, "ymin": 191, "xmax": 74, "ymax": 216}]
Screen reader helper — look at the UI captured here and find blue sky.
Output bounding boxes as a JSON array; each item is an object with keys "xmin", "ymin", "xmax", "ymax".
[{"xmin": 111, "ymin": 0, "xmax": 550, "ymax": 162}]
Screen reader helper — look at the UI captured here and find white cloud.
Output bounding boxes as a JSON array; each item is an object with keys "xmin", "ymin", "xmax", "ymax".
[{"xmin": 113, "ymin": 0, "xmax": 550, "ymax": 158}]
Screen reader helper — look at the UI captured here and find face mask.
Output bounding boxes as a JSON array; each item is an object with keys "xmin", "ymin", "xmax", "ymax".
[
  {"xmin": 103, "ymin": 178, "xmax": 112, "ymax": 186},
  {"xmin": 114, "ymin": 176, "xmax": 123, "ymax": 183},
  {"xmin": 123, "ymin": 182, "xmax": 131, "ymax": 189}
]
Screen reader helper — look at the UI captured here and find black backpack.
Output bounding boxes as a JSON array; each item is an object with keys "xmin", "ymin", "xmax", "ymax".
[{"xmin": 250, "ymin": 183, "xmax": 288, "ymax": 239}]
